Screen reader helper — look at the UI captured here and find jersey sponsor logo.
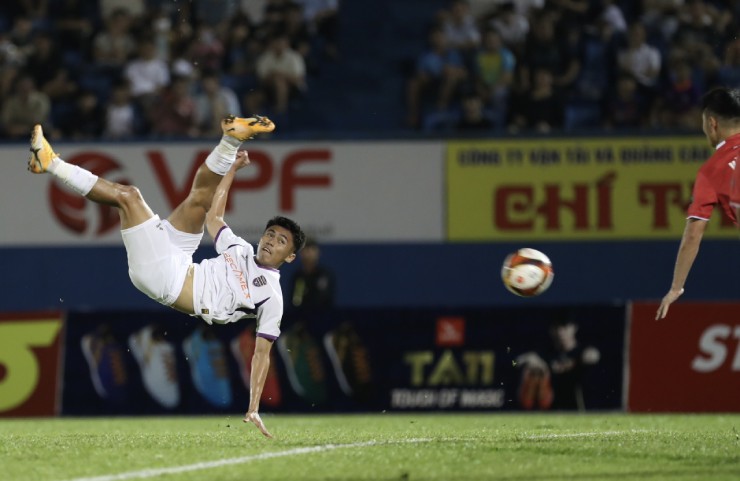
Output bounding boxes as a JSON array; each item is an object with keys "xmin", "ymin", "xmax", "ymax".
[
  {"xmin": 223, "ymin": 252, "xmax": 250, "ymax": 298},
  {"xmin": 253, "ymin": 275, "xmax": 267, "ymax": 287},
  {"xmin": 49, "ymin": 153, "xmax": 131, "ymax": 236}
]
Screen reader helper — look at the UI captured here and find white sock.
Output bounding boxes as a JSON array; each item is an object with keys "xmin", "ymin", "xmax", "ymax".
[
  {"xmin": 48, "ymin": 158, "xmax": 99, "ymax": 196},
  {"xmin": 205, "ymin": 135, "xmax": 242, "ymax": 175}
]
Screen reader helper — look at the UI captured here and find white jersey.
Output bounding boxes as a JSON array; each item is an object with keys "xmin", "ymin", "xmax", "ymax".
[{"xmin": 192, "ymin": 226, "xmax": 283, "ymax": 340}]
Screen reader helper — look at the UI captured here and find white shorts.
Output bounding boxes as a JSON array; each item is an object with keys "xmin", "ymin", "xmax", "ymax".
[{"xmin": 121, "ymin": 215, "xmax": 203, "ymax": 306}]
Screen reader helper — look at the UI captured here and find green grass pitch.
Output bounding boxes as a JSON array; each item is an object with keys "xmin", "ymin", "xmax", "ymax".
[{"xmin": 1, "ymin": 413, "xmax": 739, "ymax": 481}]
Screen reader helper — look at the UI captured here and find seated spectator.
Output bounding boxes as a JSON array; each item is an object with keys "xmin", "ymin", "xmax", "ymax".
[
  {"xmin": 474, "ymin": 28, "xmax": 514, "ymax": 124},
  {"xmin": 285, "ymin": 2, "xmax": 312, "ymax": 60},
  {"xmin": 92, "ymin": 8, "xmax": 136, "ymax": 72},
  {"xmin": 604, "ymin": 74, "xmax": 645, "ymax": 130},
  {"xmin": 440, "ymin": 0, "xmax": 480, "ymax": 53},
  {"xmin": 124, "ymin": 37, "xmax": 170, "ymax": 114},
  {"xmin": 508, "ymin": 68, "xmax": 564, "ymax": 133},
  {"xmin": 406, "ymin": 27, "xmax": 468, "ymax": 128},
  {"xmin": 99, "ymin": 0, "xmax": 145, "ymax": 20},
  {"xmin": 718, "ymin": 39, "xmax": 740, "ymax": 88},
  {"xmin": 62, "ymin": 90, "xmax": 104, "ymax": 140},
  {"xmin": 149, "ymin": 75, "xmax": 197, "ymax": 138},
  {"xmin": 457, "ymin": 93, "xmax": 494, "ymax": 131},
  {"xmin": 1, "ymin": 74, "xmax": 51, "ymax": 138},
  {"xmin": 50, "ymin": 0, "xmax": 96, "ymax": 53},
  {"xmin": 296, "ymin": 0, "xmax": 339, "ymax": 59},
  {"xmin": 248, "ymin": 33, "xmax": 307, "ymax": 114},
  {"xmin": 519, "ymin": 12, "xmax": 580, "ymax": 92},
  {"xmin": 616, "ymin": 23, "xmax": 661, "ymax": 106},
  {"xmin": 104, "ymin": 81, "xmax": 138, "ymax": 139},
  {"xmin": 194, "ymin": 71, "xmax": 242, "ymax": 137},
  {"xmin": 488, "ymin": 2, "xmax": 529, "ymax": 56},
  {"xmin": 25, "ymin": 32, "xmax": 77, "ymax": 103},
  {"xmin": 655, "ymin": 59, "xmax": 701, "ymax": 129}
]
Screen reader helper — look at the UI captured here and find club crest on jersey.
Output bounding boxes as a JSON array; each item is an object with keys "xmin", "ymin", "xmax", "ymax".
[{"xmin": 253, "ymin": 275, "xmax": 267, "ymax": 287}]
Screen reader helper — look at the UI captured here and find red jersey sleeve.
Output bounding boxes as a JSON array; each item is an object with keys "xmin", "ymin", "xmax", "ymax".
[
  {"xmin": 731, "ymin": 164, "xmax": 740, "ymax": 208},
  {"xmin": 687, "ymin": 169, "xmax": 717, "ymax": 220}
]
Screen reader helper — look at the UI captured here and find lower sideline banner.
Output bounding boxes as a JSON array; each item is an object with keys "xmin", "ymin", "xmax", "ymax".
[
  {"xmin": 60, "ymin": 306, "xmax": 625, "ymax": 415},
  {"xmin": 0, "ymin": 312, "xmax": 64, "ymax": 417},
  {"xmin": 628, "ymin": 302, "xmax": 740, "ymax": 412}
]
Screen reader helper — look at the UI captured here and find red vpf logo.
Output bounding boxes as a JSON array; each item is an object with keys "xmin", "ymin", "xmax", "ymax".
[{"xmin": 49, "ymin": 152, "xmax": 130, "ymax": 236}]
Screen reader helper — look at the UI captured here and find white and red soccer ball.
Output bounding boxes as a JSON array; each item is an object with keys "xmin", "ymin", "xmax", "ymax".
[{"xmin": 501, "ymin": 248, "xmax": 554, "ymax": 297}]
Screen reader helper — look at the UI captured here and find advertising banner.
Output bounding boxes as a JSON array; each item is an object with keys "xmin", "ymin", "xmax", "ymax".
[
  {"xmin": 0, "ymin": 141, "xmax": 444, "ymax": 246},
  {"xmin": 446, "ymin": 137, "xmax": 733, "ymax": 241},
  {"xmin": 0, "ymin": 312, "xmax": 63, "ymax": 417},
  {"xmin": 60, "ymin": 306, "xmax": 625, "ymax": 415},
  {"xmin": 628, "ymin": 302, "xmax": 740, "ymax": 412}
]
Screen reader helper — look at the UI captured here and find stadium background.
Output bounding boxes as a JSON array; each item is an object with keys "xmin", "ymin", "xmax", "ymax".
[{"xmin": 1, "ymin": 0, "xmax": 740, "ymax": 417}]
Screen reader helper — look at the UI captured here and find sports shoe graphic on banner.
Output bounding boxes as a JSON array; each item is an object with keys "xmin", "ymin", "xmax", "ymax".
[
  {"xmin": 324, "ymin": 322, "xmax": 373, "ymax": 401},
  {"xmin": 230, "ymin": 324, "xmax": 282, "ymax": 407},
  {"xmin": 80, "ymin": 325, "xmax": 130, "ymax": 405},
  {"xmin": 182, "ymin": 327, "xmax": 232, "ymax": 408},
  {"xmin": 277, "ymin": 324, "xmax": 327, "ymax": 405},
  {"xmin": 128, "ymin": 324, "xmax": 180, "ymax": 408}
]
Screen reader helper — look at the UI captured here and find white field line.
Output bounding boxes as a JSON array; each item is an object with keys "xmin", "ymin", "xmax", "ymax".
[
  {"xmin": 62, "ymin": 438, "xmax": 432, "ymax": 481},
  {"xmin": 524, "ymin": 429, "xmax": 649, "ymax": 440}
]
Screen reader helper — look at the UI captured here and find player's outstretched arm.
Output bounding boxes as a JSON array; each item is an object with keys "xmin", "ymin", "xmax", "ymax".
[
  {"xmin": 205, "ymin": 150, "xmax": 251, "ymax": 240},
  {"xmin": 656, "ymin": 219, "xmax": 707, "ymax": 319},
  {"xmin": 243, "ymin": 336, "xmax": 274, "ymax": 438}
]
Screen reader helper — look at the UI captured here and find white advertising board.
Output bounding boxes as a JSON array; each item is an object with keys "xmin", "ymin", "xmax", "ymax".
[{"xmin": 0, "ymin": 141, "xmax": 444, "ymax": 245}]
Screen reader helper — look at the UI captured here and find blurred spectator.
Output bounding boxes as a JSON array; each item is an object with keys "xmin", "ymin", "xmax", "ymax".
[
  {"xmin": 488, "ymin": 3, "xmax": 529, "ymax": 55},
  {"xmin": 62, "ymin": 90, "xmax": 104, "ymax": 140},
  {"xmin": 718, "ymin": 39, "xmax": 740, "ymax": 88},
  {"xmin": 598, "ymin": 0, "xmax": 627, "ymax": 35},
  {"xmin": 1, "ymin": 74, "xmax": 50, "ymax": 138},
  {"xmin": 604, "ymin": 74, "xmax": 646, "ymax": 129},
  {"xmin": 189, "ymin": 24, "xmax": 225, "ymax": 72},
  {"xmin": 103, "ymin": 81, "xmax": 138, "ymax": 139},
  {"xmin": 50, "ymin": 0, "xmax": 96, "ymax": 54},
  {"xmin": 194, "ymin": 0, "xmax": 239, "ymax": 27},
  {"xmin": 124, "ymin": 38, "xmax": 170, "ymax": 113},
  {"xmin": 194, "ymin": 71, "xmax": 242, "ymax": 137},
  {"xmin": 222, "ymin": 13, "xmax": 261, "ymax": 82},
  {"xmin": 240, "ymin": 0, "xmax": 269, "ymax": 25},
  {"xmin": 99, "ymin": 0, "xmax": 145, "ymax": 20},
  {"xmin": 8, "ymin": 16, "xmax": 35, "ymax": 60},
  {"xmin": 654, "ymin": 59, "xmax": 701, "ymax": 129},
  {"xmin": 616, "ymin": 23, "xmax": 661, "ymax": 106},
  {"xmin": 519, "ymin": 12, "xmax": 580, "ymax": 92},
  {"xmin": 406, "ymin": 27, "xmax": 468, "ymax": 128},
  {"xmin": 473, "ymin": 27, "xmax": 514, "ymax": 123},
  {"xmin": 456, "ymin": 93, "xmax": 494, "ymax": 131},
  {"xmin": 296, "ymin": 0, "xmax": 339, "ymax": 59},
  {"xmin": 509, "ymin": 68, "xmax": 564, "ymax": 133},
  {"xmin": 249, "ymin": 33, "xmax": 307, "ymax": 114},
  {"xmin": 440, "ymin": 0, "xmax": 480, "ymax": 53},
  {"xmin": 290, "ymin": 238, "xmax": 335, "ymax": 309},
  {"xmin": 285, "ymin": 2, "xmax": 312, "ymax": 60},
  {"xmin": 93, "ymin": 9, "xmax": 136, "ymax": 72},
  {"xmin": 149, "ymin": 76, "xmax": 197, "ymax": 138}
]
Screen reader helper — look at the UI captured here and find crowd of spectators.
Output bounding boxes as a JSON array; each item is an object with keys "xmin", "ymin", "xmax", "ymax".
[
  {"xmin": 0, "ymin": 0, "xmax": 338, "ymax": 140},
  {"xmin": 406, "ymin": 0, "xmax": 740, "ymax": 133},
  {"xmin": 3, "ymin": 0, "xmax": 740, "ymax": 139}
]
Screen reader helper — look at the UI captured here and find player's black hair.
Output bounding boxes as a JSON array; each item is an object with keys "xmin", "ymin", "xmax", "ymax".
[
  {"xmin": 701, "ymin": 87, "xmax": 740, "ymax": 120},
  {"xmin": 265, "ymin": 216, "xmax": 306, "ymax": 253}
]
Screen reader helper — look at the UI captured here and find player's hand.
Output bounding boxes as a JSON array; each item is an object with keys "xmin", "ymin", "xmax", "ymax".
[
  {"xmin": 244, "ymin": 411, "xmax": 273, "ymax": 438},
  {"xmin": 656, "ymin": 288, "xmax": 684, "ymax": 320},
  {"xmin": 234, "ymin": 150, "xmax": 251, "ymax": 170}
]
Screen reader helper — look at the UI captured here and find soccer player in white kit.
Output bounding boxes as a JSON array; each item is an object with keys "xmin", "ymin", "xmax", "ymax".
[{"xmin": 27, "ymin": 116, "xmax": 306, "ymax": 438}]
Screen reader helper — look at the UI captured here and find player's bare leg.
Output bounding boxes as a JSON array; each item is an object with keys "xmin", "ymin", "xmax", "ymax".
[
  {"xmin": 167, "ymin": 115, "xmax": 275, "ymax": 234},
  {"xmin": 28, "ymin": 124, "xmax": 154, "ymax": 229}
]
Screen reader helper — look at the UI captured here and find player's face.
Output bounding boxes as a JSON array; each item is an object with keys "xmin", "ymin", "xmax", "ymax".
[{"xmin": 256, "ymin": 225, "xmax": 296, "ymax": 268}]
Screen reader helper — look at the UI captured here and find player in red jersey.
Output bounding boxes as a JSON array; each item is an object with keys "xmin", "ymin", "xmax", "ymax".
[{"xmin": 657, "ymin": 87, "xmax": 740, "ymax": 319}]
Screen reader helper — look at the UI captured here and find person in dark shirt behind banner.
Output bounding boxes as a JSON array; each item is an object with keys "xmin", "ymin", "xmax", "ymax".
[{"xmin": 290, "ymin": 237, "xmax": 335, "ymax": 309}]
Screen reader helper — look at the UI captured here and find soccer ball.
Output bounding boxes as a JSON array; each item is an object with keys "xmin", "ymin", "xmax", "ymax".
[{"xmin": 501, "ymin": 248, "xmax": 554, "ymax": 297}]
